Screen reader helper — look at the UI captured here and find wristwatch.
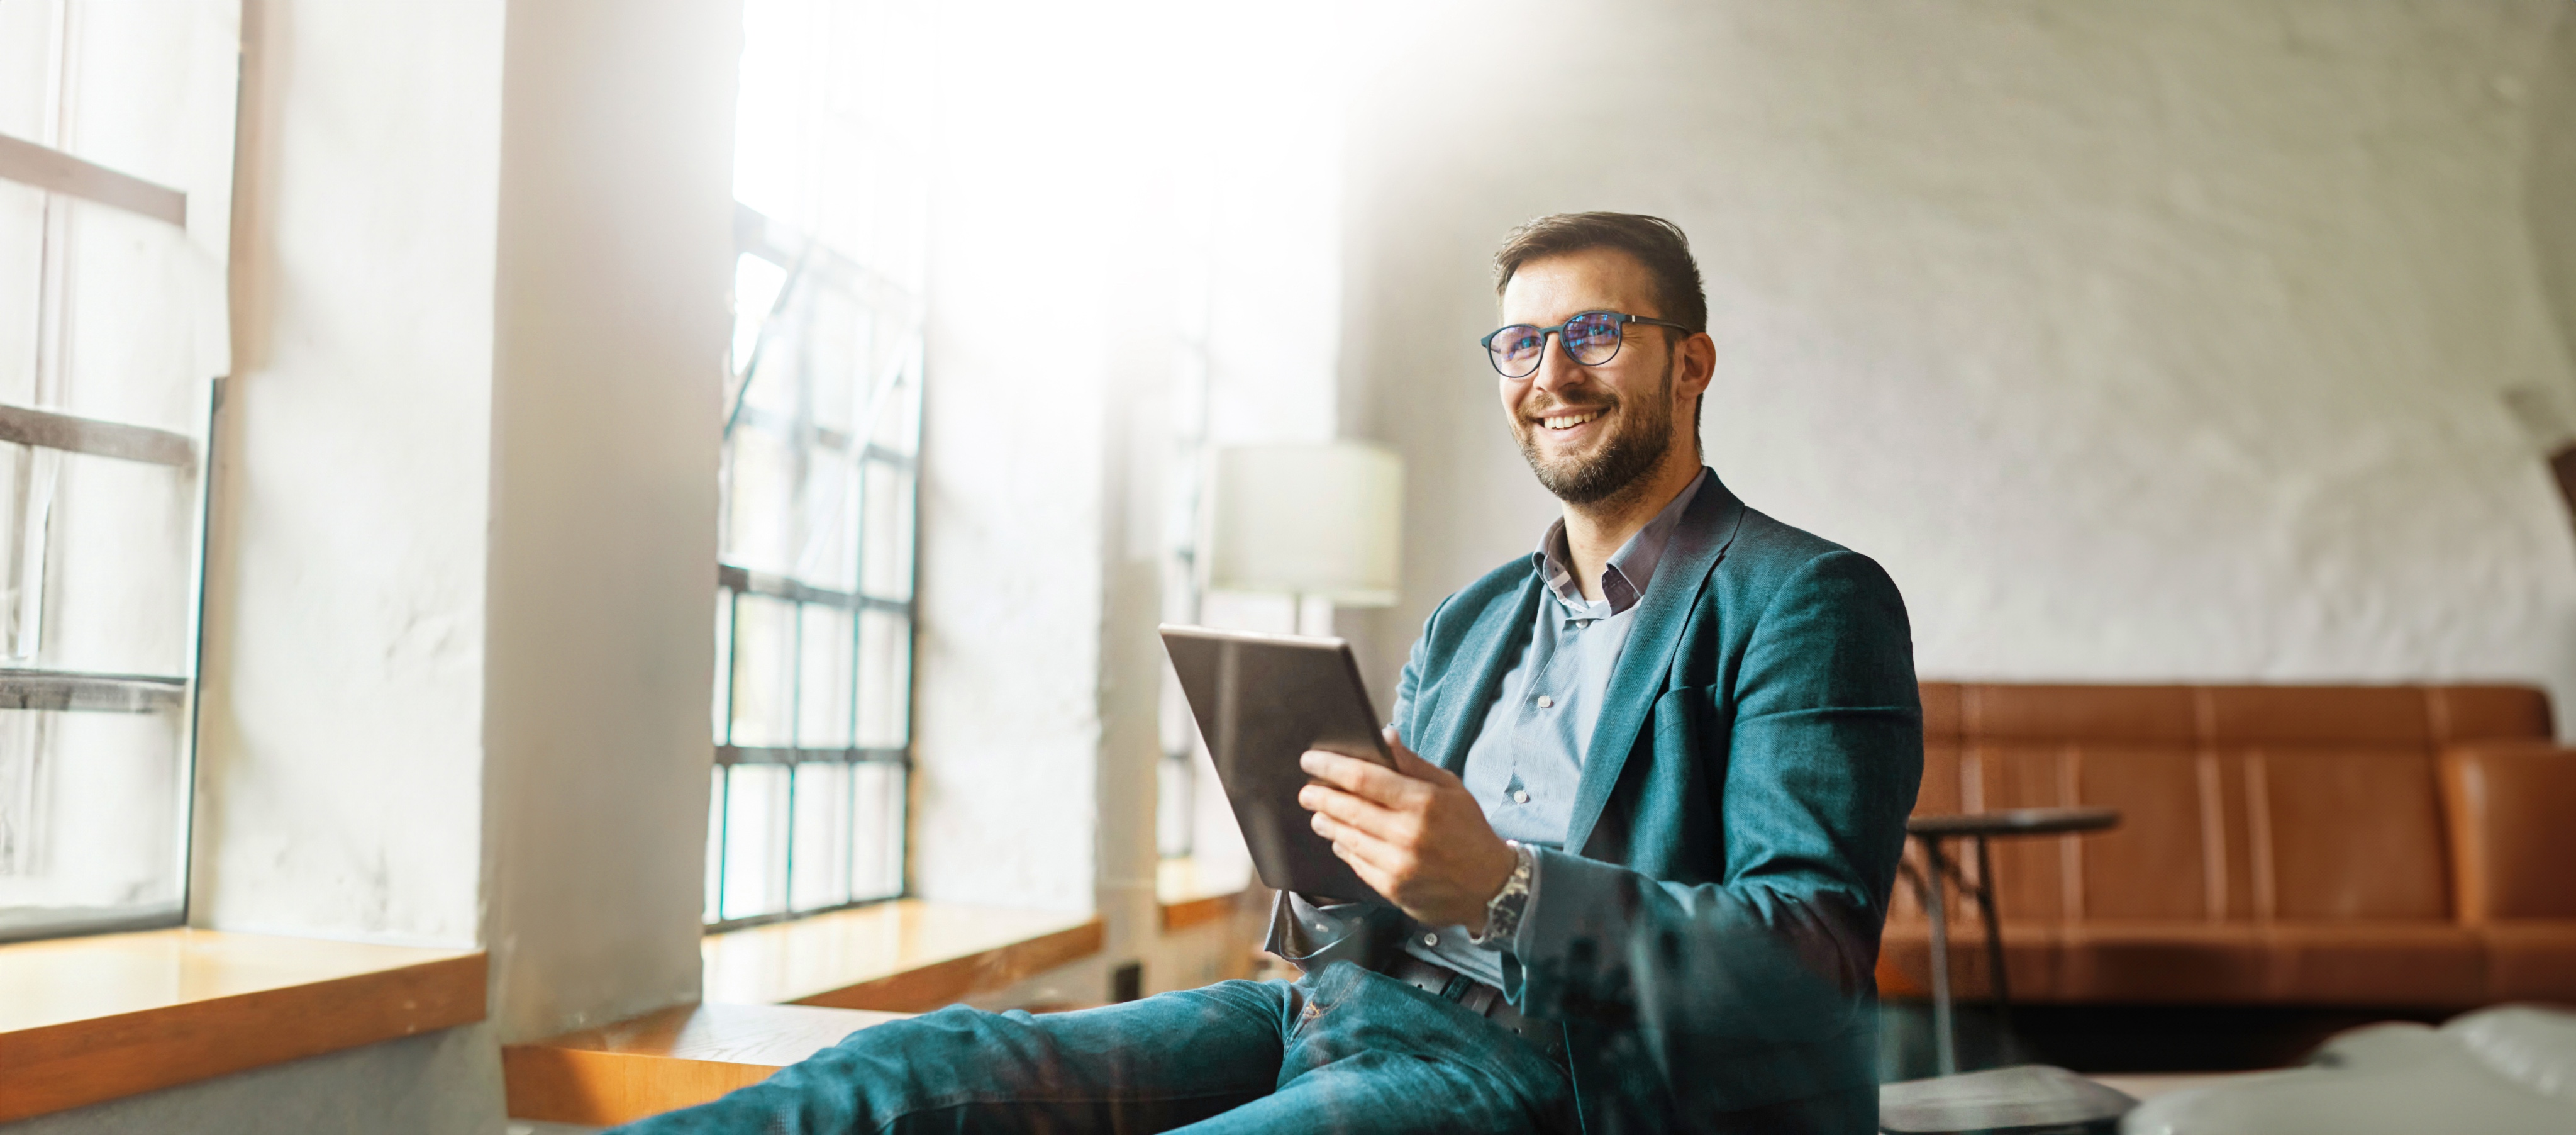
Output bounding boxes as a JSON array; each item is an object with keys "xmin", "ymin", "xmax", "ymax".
[{"xmin": 1470, "ymin": 840, "xmax": 1535, "ymax": 948}]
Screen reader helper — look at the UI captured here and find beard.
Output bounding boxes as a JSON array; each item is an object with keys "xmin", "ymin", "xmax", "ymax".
[{"xmin": 1516, "ymin": 364, "xmax": 1676, "ymax": 506}]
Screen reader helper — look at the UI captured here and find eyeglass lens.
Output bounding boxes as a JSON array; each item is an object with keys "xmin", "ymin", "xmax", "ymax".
[{"xmin": 1487, "ymin": 313, "xmax": 1624, "ymax": 378}]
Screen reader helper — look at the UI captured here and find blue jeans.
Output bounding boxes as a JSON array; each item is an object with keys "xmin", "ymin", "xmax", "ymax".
[{"xmin": 606, "ymin": 961, "xmax": 1576, "ymax": 1134}]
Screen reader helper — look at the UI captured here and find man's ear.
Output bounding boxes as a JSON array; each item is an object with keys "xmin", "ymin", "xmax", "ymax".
[{"xmin": 1675, "ymin": 332, "xmax": 1717, "ymax": 400}]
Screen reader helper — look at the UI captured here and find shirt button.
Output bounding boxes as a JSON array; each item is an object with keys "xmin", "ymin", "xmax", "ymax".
[
  {"xmin": 1423, "ymin": 932, "xmax": 1439, "ymax": 947},
  {"xmin": 1535, "ymin": 695, "xmax": 1555, "ymax": 708}
]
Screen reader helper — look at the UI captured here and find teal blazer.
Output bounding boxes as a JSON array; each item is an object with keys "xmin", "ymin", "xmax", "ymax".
[{"xmin": 1269, "ymin": 470, "xmax": 1921, "ymax": 1129}]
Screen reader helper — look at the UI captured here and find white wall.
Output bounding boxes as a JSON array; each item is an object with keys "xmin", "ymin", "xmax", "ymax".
[
  {"xmin": 479, "ymin": 0, "xmax": 739, "ymax": 1042},
  {"xmin": 908, "ymin": 1, "xmax": 1116, "ymax": 915},
  {"xmin": 1342, "ymin": 0, "xmax": 2576, "ymax": 724},
  {"xmin": 2536, "ymin": 11, "xmax": 2576, "ymax": 377},
  {"xmin": 197, "ymin": 0, "xmax": 504, "ymax": 953}
]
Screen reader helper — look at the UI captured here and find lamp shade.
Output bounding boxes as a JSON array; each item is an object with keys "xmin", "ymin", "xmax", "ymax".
[{"xmin": 1204, "ymin": 442, "xmax": 1402, "ymax": 608}]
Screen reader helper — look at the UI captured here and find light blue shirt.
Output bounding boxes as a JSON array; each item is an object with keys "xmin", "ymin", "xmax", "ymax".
[{"xmin": 1403, "ymin": 469, "xmax": 1709, "ymax": 987}]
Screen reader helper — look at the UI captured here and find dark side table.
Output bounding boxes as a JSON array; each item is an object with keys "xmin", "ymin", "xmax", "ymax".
[{"xmin": 1901, "ymin": 807, "xmax": 2121, "ymax": 1075}]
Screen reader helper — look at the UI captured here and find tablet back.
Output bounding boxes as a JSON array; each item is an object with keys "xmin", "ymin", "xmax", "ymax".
[{"xmin": 1159, "ymin": 625, "xmax": 1391, "ymax": 904}]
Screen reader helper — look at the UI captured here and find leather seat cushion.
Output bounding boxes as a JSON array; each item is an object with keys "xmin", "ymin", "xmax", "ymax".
[
  {"xmin": 2480, "ymin": 922, "xmax": 2576, "ymax": 1003},
  {"xmin": 2262, "ymin": 922, "xmax": 2484, "ymax": 1006},
  {"xmin": 2054, "ymin": 922, "xmax": 2267, "ymax": 1003},
  {"xmin": 1878, "ymin": 920, "xmax": 2059, "ymax": 1001}
]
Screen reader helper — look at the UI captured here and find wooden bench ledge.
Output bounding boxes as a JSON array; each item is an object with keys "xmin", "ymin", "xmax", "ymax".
[
  {"xmin": 504, "ymin": 1002, "xmax": 908, "ymax": 1126},
  {"xmin": 0, "ymin": 929, "xmax": 485, "ymax": 1123},
  {"xmin": 510, "ymin": 902, "xmax": 1113, "ymax": 1123},
  {"xmin": 701, "ymin": 899, "xmax": 1105, "ymax": 1012},
  {"xmin": 1157, "ymin": 858, "xmax": 1258, "ymax": 934}
]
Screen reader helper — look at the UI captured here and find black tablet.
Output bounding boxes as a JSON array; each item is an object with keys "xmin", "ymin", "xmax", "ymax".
[{"xmin": 1158, "ymin": 624, "xmax": 1394, "ymax": 904}]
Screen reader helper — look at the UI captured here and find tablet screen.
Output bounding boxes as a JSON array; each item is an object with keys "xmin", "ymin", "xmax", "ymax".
[{"xmin": 1160, "ymin": 625, "xmax": 1391, "ymax": 903}]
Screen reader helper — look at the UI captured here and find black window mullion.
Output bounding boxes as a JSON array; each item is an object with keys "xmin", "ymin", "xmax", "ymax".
[
  {"xmin": 716, "ymin": 586, "xmax": 743, "ymax": 921},
  {"xmin": 782, "ymin": 598, "xmax": 803, "ymax": 917}
]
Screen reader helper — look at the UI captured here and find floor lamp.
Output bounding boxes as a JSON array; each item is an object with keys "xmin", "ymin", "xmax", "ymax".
[{"xmin": 1204, "ymin": 442, "xmax": 1403, "ymax": 636}]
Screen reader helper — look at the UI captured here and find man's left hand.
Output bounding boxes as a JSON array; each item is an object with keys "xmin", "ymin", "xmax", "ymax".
[{"xmin": 1299, "ymin": 729, "xmax": 1518, "ymax": 933}]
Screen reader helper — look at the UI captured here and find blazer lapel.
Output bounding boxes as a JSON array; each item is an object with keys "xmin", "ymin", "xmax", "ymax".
[
  {"xmin": 1562, "ymin": 473, "xmax": 1748, "ymax": 854},
  {"xmin": 1418, "ymin": 576, "xmax": 1542, "ymax": 774}
]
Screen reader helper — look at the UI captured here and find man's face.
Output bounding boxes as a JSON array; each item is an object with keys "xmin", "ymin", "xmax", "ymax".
[{"xmin": 1496, "ymin": 249, "xmax": 1702, "ymax": 505}]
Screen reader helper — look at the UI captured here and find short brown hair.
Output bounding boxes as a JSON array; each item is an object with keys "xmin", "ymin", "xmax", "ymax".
[{"xmin": 1492, "ymin": 212, "xmax": 1707, "ymax": 333}]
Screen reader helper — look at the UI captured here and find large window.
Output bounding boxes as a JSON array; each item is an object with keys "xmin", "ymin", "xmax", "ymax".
[
  {"xmin": 0, "ymin": 1, "xmax": 233, "ymax": 942},
  {"xmin": 705, "ymin": 0, "xmax": 927, "ymax": 930}
]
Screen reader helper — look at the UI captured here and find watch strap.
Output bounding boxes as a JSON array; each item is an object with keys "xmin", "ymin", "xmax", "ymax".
[{"xmin": 1471, "ymin": 840, "xmax": 1535, "ymax": 948}]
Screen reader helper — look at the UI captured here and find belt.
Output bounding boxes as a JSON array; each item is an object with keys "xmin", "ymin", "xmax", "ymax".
[{"xmin": 1384, "ymin": 954, "xmax": 1567, "ymax": 1064}]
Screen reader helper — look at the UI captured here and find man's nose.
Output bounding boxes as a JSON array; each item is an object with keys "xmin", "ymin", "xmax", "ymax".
[{"xmin": 1528, "ymin": 331, "xmax": 1588, "ymax": 396}]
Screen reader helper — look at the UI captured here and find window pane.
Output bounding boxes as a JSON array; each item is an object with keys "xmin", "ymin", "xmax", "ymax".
[
  {"xmin": 865, "ymin": 357, "xmax": 919, "ymax": 456},
  {"xmin": 809, "ymin": 287, "xmax": 867, "ymax": 439},
  {"xmin": 851, "ymin": 761, "xmax": 904, "ymax": 901},
  {"xmin": 0, "ymin": 181, "xmax": 39, "ymax": 407},
  {"xmin": 728, "ymin": 594, "xmax": 797, "ymax": 749},
  {"xmin": 860, "ymin": 461, "xmax": 913, "ymax": 601},
  {"xmin": 789, "ymin": 761, "xmax": 850, "ymax": 911},
  {"xmin": 58, "ymin": 200, "xmax": 203, "ymax": 433},
  {"xmin": 796, "ymin": 604, "xmax": 853, "ymax": 749},
  {"xmin": 856, "ymin": 609, "xmax": 909, "ymax": 749},
  {"xmin": 730, "ymin": 252, "xmax": 788, "ymax": 377},
  {"xmin": 791, "ymin": 450, "xmax": 860, "ymax": 593},
  {"xmin": 0, "ymin": 447, "xmax": 193, "ymax": 676},
  {"xmin": 719, "ymin": 763, "xmax": 791, "ymax": 921},
  {"xmin": 711, "ymin": 593, "xmax": 735, "ymax": 744},
  {"xmin": 723, "ymin": 423, "xmax": 795, "ymax": 576},
  {"xmin": 736, "ymin": 296, "xmax": 803, "ymax": 425},
  {"xmin": 0, "ymin": 707, "xmax": 185, "ymax": 942},
  {"xmin": 0, "ymin": 4, "xmax": 49, "ymax": 143}
]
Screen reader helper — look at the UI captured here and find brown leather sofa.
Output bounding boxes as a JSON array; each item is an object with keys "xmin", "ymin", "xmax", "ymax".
[{"xmin": 1878, "ymin": 683, "xmax": 2576, "ymax": 1008}]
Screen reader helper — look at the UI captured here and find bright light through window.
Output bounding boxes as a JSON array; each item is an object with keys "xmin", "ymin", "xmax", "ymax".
[
  {"xmin": 706, "ymin": 0, "xmax": 929, "ymax": 931},
  {"xmin": 0, "ymin": 0, "xmax": 236, "ymax": 944}
]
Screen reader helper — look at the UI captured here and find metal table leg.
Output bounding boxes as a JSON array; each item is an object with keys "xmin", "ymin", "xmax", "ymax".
[
  {"xmin": 1919, "ymin": 837, "xmax": 1957, "ymax": 1076},
  {"xmin": 1972, "ymin": 834, "xmax": 2013, "ymax": 1053}
]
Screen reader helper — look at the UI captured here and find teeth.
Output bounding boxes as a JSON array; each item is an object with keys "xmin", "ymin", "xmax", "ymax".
[{"xmin": 1541, "ymin": 411, "xmax": 1600, "ymax": 430}]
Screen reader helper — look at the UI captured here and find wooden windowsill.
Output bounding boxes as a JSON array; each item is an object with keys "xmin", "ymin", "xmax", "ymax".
[
  {"xmin": 1157, "ymin": 856, "xmax": 1257, "ymax": 933},
  {"xmin": 0, "ymin": 927, "xmax": 486, "ymax": 1123},
  {"xmin": 700, "ymin": 898, "xmax": 1104, "ymax": 1012},
  {"xmin": 504, "ymin": 1001, "xmax": 906, "ymax": 1126},
  {"xmin": 506, "ymin": 902, "xmax": 1106, "ymax": 1123}
]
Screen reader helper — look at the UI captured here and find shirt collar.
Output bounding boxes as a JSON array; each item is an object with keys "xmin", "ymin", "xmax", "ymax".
[{"xmin": 1530, "ymin": 467, "xmax": 1711, "ymax": 618}]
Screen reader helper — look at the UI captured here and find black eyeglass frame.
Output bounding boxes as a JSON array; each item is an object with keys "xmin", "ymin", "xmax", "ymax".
[{"xmin": 1479, "ymin": 310, "xmax": 1692, "ymax": 379}]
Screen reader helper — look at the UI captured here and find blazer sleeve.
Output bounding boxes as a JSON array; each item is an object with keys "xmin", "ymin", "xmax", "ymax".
[
  {"xmin": 1386, "ymin": 595, "xmax": 1441, "ymax": 729},
  {"xmin": 1502, "ymin": 549, "xmax": 1923, "ymax": 1105}
]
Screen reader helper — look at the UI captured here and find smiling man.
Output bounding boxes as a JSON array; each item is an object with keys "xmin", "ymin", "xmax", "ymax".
[
  {"xmin": 1279, "ymin": 212, "xmax": 1923, "ymax": 1132},
  {"xmin": 611, "ymin": 213, "xmax": 1920, "ymax": 1135}
]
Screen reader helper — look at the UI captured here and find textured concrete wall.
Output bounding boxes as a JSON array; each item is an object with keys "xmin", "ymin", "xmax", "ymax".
[
  {"xmin": 909, "ymin": 2, "xmax": 1114, "ymax": 914},
  {"xmin": 479, "ymin": 0, "xmax": 739, "ymax": 1043},
  {"xmin": 1341, "ymin": 0, "xmax": 2576, "ymax": 722},
  {"xmin": 4, "ymin": 1029, "xmax": 496, "ymax": 1135},
  {"xmin": 197, "ymin": 0, "xmax": 506, "ymax": 953},
  {"xmin": 2535, "ymin": 7, "xmax": 2576, "ymax": 378}
]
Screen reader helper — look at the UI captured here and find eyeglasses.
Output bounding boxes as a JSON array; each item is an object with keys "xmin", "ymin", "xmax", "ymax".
[{"xmin": 1479, "ymin": 311, "xmax": 1690, "ymax": 379}]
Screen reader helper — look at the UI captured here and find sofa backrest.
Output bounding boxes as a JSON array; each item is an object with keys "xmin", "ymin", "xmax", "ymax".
[
  {"xmin": 2440, "ymin": 742, "xmax": 2576, "ymax": 922},
  {"xmin": 1907, "ymin": 683, "xmax": 2553, "ymax": 929}
]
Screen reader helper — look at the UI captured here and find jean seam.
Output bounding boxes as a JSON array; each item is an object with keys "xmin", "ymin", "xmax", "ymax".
[{"xmin": 865, "ymin": 1087, "xmax": 1274, "ymax": 1135}]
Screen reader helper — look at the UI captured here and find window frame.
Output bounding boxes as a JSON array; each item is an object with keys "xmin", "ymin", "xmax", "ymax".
[
  {"xmin": 0, "ymin": 131, "xmax": 216, "ymax": 944},
  {"xmin": 704, "ymin": 203, "xmax": 921, "ymax": 934}
]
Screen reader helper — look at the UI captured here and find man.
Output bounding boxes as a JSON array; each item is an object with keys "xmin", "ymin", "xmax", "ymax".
[{"xmin": 616, "ymin": 213, "xmax": 1921, "ymax": 1134}]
